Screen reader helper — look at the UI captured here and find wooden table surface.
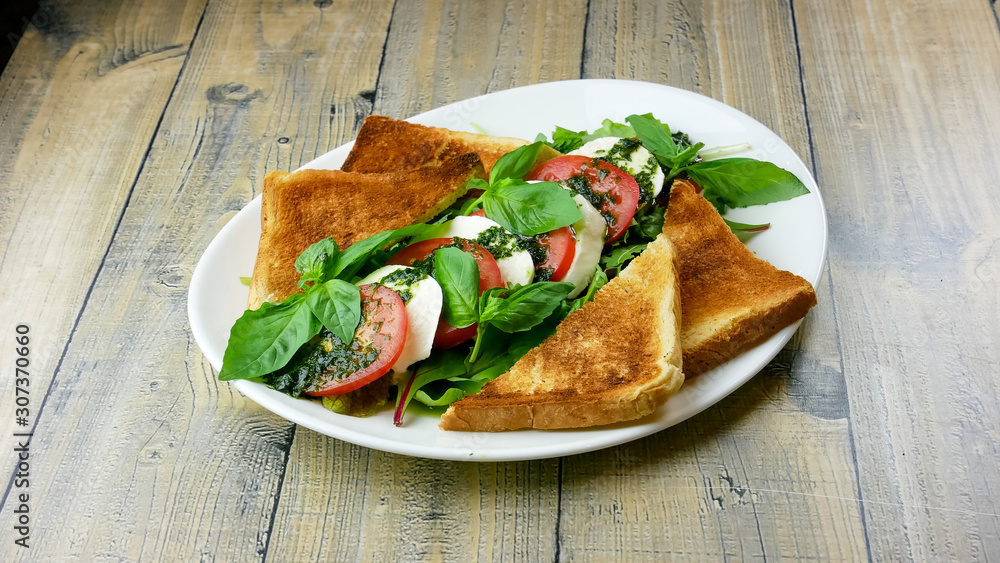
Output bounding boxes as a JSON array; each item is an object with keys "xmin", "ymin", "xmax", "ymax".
[{"xmin": 2, "ymin": 0, "xmax": 999, "ymax": 560}]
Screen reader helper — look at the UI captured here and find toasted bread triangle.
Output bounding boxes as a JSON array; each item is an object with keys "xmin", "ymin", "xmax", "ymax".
[
  {"xmin": 247, "ymin": 153, "xmax": 485, "ymax": 309},
  {"xmin": 439, "ymin": 232, "xmax": 684, "ymax": 431},
  {"xmin": 664, "ymin": 180, "xmax": 817, "ymax": 375},
  {"xmin": 342, "ymin": 115, "xmax": 561, "ymax": 175}
]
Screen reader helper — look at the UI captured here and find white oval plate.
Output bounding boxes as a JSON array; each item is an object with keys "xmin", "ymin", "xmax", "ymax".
[{"xmin": 188, "ymin": 79, "xmax": 827, "ymax": 461}]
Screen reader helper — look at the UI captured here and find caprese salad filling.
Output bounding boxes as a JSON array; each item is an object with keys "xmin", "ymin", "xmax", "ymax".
[{"xmin": 219, "ymin": 114, "xmax": 810, "ymax": 425}]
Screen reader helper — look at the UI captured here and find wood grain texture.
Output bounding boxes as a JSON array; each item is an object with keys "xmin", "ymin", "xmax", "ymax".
[
  {"xmin": 558, "ymin": 0, "xmax": 867, "ymax": 560},
  {"xmin": 267, "ymin": 1, "xmax": 585, "ymax": 560},
  {"xmin": 0, "ymin": 0, "xmax": 395, "ymax": 559},
  {"xmin": 2, "ymin": 0, "xmax": 998, "ymax": 559},
  {"xmin": 372, "ymin": 0, "xmax": 586, "ymax": 119},
  {"xmin": 796, "ymin": 0, "xmax": 1000, "ymax": 559},
  {"xmin": 0, "ymin": 0, "xmax": 206, "ymax": 501}
]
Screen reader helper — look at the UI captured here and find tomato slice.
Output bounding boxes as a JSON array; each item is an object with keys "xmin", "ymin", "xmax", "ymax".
[
  {"xmin": 302, "ymin": 284, "xmax": 407, "ymax": 396},
  {"xmin": 387, "ymin": 237, "xmax": 504, "ymax": 348},
  {"xmin": 533, "ymin": 226, "xmax": 576, "ymax": 282},
  {"xmin": 387, "ymin": 238, "xmax": 503, "ymax": 291},
  {"xmin": 526, "ymin": 155, "xmax": 640, "ymax": 243},
  {"xmin": 472, "ymin": 208, "xmax": 575, "ymax": 282}
]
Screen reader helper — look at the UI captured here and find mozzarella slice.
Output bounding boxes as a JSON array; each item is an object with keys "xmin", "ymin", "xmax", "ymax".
[
  {"xmin": 561, "ymin": 194, "xmax": 607, "ymax": 298},
  {"xmin": 357, "ymin": 265, "xmax": 442, "ymax": 373},
  {"xmin": 421, "ymin": 215, "xmax": 534, "ymax": 287},
  {"xmin": 570, "ymin": 136, "xmax": 665, "ymax": 201}
]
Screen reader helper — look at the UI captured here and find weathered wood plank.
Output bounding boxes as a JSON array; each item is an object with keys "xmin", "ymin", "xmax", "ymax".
[
  {"xmin": 267, "ymin": 1, "xmax": 587, "ymax": 561},
  {"xmin": 795, "ymin": 0, "xmax": 1000, "ymax": 559},
  {"xmin": 262, "ymin": 2, "xmax": 584, "ymax": 561},
  {"xmin": 372, "ymin": 0, "xmax": 587, "ymax": 118},
  {"xmin": 557, "ymin": 0, "xmax": 868, "ymax": 559},
  {"xmin": 0, "ymin": 0, "xmax": 206, "ymax": 505},
  {"xmin": 0, "ymin": 0, "xmax": 397, "ymax": 559}
]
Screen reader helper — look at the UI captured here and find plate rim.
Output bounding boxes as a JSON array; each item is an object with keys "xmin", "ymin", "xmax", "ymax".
[{"xmin": 188, "ymin": 78, "xmax": 828, "ymax": 462}]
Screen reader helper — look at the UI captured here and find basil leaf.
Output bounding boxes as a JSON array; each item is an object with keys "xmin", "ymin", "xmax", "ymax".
[
  {"xmin": 432, "ymin": 247, "xmax": 480, "ymax": 328},
  {"xmin": 684, "ymin": 158, "xmax": 810, "ymax": 212},
  {"xmin": 295, "ymin": 237, "xmax": 340, "ymax": 287},
  {"xmin": 627, "ymin": 113, "xmax": 680, "ymax": 165},
  {"xmin": 482, "ymin": 179, "xmax": 582, "ymax": 236},
  {"xmin": 489, "ymin": 141, "xmax": 544, "ymax": 182},
  {"xmin": 330, "ymin": 223, "xmax": 433, "ymax": 280},
  {"xmin": 481, "ymin": 282, "xmax": 575, "ymax": 332},
  {"xmin": 305, "ymin": 279, "xmax": 362, "ymax": 344},
  {"xmin": 219, "ymin": 295, "xmax": 322, "ymax": 381},
  {"xmin": 466, "ymin": 178, "xmax": 490, "ymax": 192}
]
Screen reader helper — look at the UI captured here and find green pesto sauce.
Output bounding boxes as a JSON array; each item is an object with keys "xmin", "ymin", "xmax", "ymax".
[
  {"xmin": 265, "ymin": 328, "xmax": 379, "ymax": 396},
  {"xmin": 534, "ymin": 267, "xmax": 554, "ymax": 282},
  {"xmin": 595, "ymin": 138, "xmax": 658, "ymax": 205},
  {"xmin": 380, "ymin": 259, "xmax": 433, "ymax": 303},
  {"xmin": 476, "ymin": 226, "xmax": 525, "ymax": 260},
  {"xmin": 565, "ymin": 170, "xmax": 610, "ymax": 211}
]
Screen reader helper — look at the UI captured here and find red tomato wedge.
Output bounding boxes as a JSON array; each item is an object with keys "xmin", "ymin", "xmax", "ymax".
[
  {"xmin": 387, "ymin": 238, "xmax": 503, "ymax": 291},
  {"xmin": 303, "ymin": 284, "xmax": 407, "ymax": 396},
  {"xmin": 472, "ymin": 209, "xmax": 575, "ymax": 282},
  {"xmin": 387, "ymin": 237, "xmax": 504, "ymax": 348},
  {"xmin": 533, "ymin": 226, "xmax": 575, "ymax": 281},
  {"xmin": 526, "ymin": 155, "xmax": 640, "ymax": 243}
]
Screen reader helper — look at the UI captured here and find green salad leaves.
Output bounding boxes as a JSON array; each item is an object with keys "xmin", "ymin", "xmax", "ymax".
[{"xmin": 537, "ymin": 113, "xmax": 810, "ymax": 217}]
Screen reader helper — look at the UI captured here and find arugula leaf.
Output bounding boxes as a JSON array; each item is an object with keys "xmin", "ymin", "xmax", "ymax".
[
  {"xmin": 724, "ymin": 218, "xmax": 771, "ymax": 242},
  {"xmin": 558, "ymin": 267, "xmax": 608, "ymax": 318},
  {"xmin": 305, "ymin": 279, "xmax": 361, "ymax": 344},
  {"xmin": 482, "ymin": 179, "xmax": 582, "ymax": 236},
  {"xmin": 490, "ymin": 141, "xmax": 544, "ymax": 182},
  {"xmin": 295, "ymin": 237, "xmax": 339, "ymax": 287},
  {"xmin": 393, "ymin": 349, "xmax": 468, "ymax": 425},
  {"xmin": 219, "ymin": 295, "xmax": 322, "ymax": 381},
  {"xmin": 550, "ymin": 126, "xmax": 587, "ymax": 152},
  {"xmin": 583, "ymin": 118, "xmax": 635, "ymax": 142},
  {"xmin": 600, "ymin": 243, "xmax": 647, "ymax": 277},
  {"xmin": 480, "ymin": 282, "xmax": 575, "ymax": 332},
  {"xmin": 684, "ymin": 158, "xmax": 810, "ymax": 213},
  {"xmin": 432, "ymin": 247, "xmax": 480, "ymax": 328}
]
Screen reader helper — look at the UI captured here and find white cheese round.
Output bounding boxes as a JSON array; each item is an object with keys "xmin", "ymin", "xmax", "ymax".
[
  {"xmin": 421, "ymin": 215, "xmax": 534, "ymax": 287},
  {"xmin": 570, "ymin": 136, "xmax": 665, "ymax": 200},
  {"xmin": 357, "ymin": 265, "xmax": 442, "ymax": 373},
  {"xmin": 561, "ymin": 194, "xmax": 607, "ymax": 298}
]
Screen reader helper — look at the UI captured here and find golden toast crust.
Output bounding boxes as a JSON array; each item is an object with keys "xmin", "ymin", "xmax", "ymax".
[
  {"xmin": 342, "ymin": 115, "xmax": 560, "ymax": 174},
  {"xmin": 247, "ymin": 154, "xmax": 484, "ymax": 309},
  {"xmin": 664, "ymin": 180, "xmax": 817, "ymax": 375}
]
